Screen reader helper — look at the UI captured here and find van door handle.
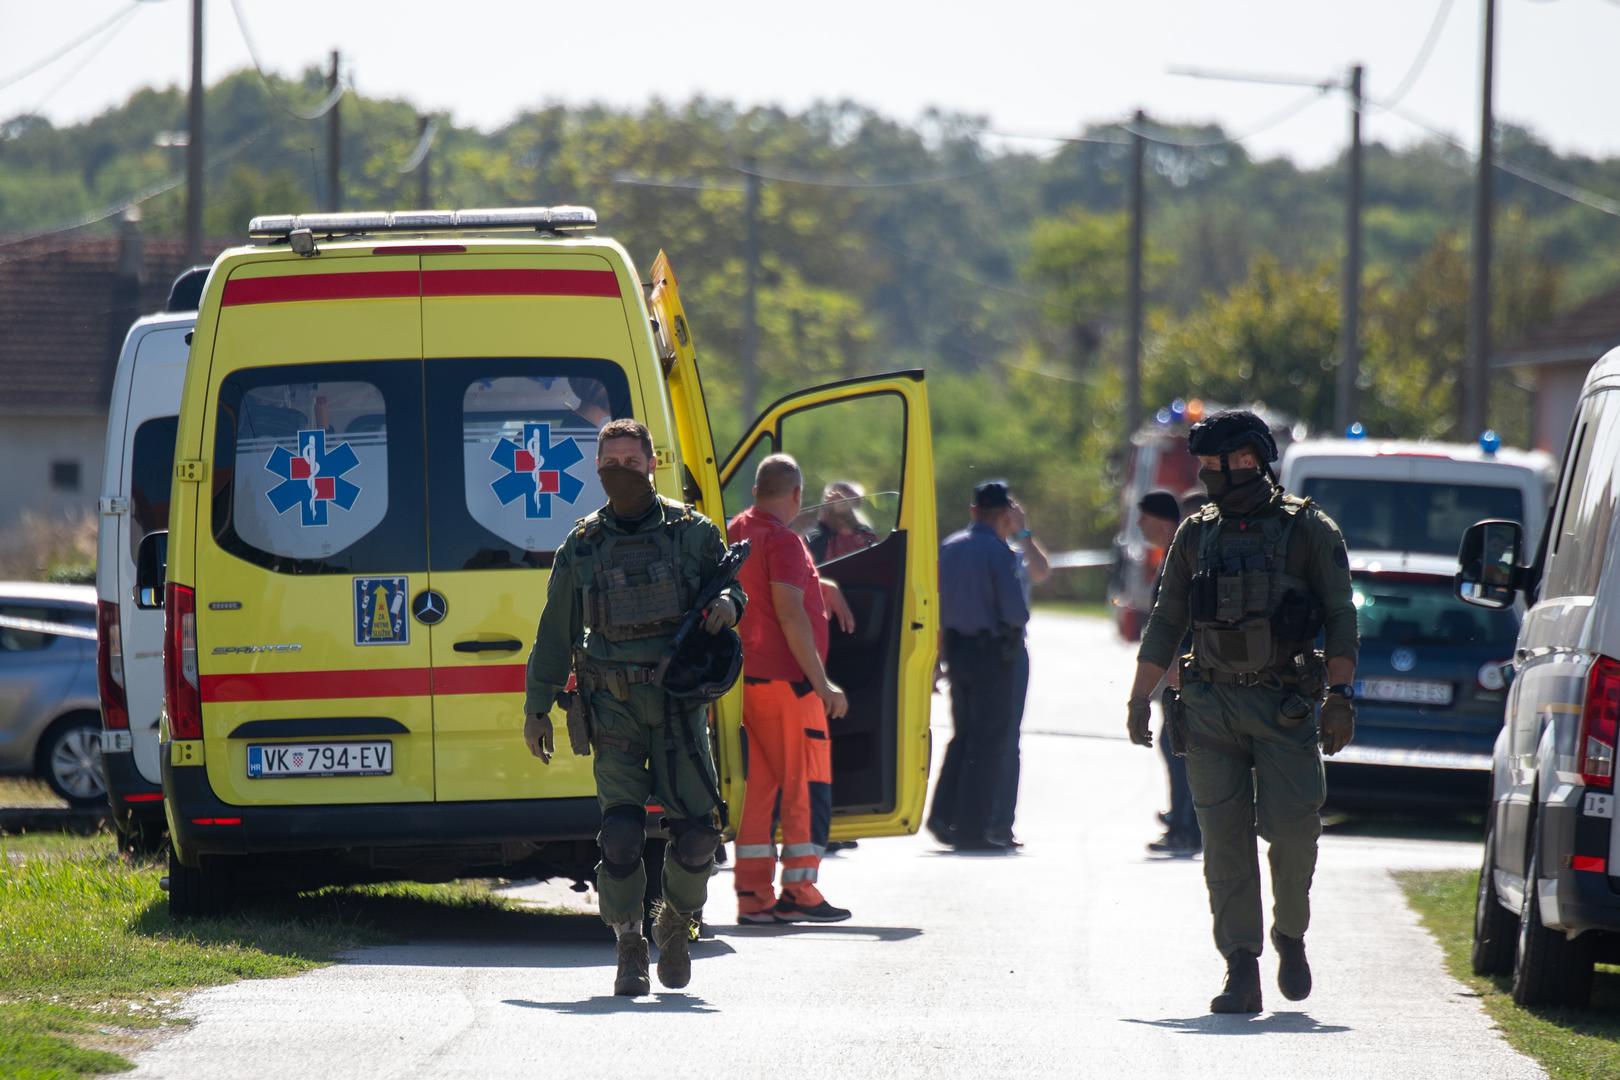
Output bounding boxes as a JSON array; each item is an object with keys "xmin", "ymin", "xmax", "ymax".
[{"xmin": 453, "ymin": 639, "xmax": 524, "ymax": 653}]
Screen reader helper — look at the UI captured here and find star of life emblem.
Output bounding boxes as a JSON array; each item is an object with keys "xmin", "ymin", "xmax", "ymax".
[
  {"xmin": 265, "ymin": 429, "xmax": 361, "ymax": 527},
  {"xmin": 490, "ymin": 422, "xmax": 586, "ymax": 520}
]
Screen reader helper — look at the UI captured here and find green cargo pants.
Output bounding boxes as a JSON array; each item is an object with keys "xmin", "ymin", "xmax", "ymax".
[
  {"xmin": 1180, "ymin": 678, "xmax": 1325, "ymax": 958},
  {"xmin": 590, "ymin": 683, "xmax": 720, "ymax": 927}
]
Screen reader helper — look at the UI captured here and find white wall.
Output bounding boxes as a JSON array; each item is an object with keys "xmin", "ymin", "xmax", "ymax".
[
  {"xmin": 1533, "ymin": 365, "xmax": 1589, "ymax": 454},
  {"xmin": 0, "ymin": 413, "xmax": 106, "ymax": 531}
]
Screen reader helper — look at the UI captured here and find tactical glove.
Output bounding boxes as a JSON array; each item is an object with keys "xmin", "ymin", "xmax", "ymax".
[
  {"xmin": 524, "ymin": 711, "xmax": 555, "ymax": 764},
  {"xmin": 1319, "ymin": 694, "xmax": 1355, "ymax": 756},
  {"xmin": 702, "ymin": 595, "xmax": 739, "ymax": 634},
  {"xmin": 1127, "ymin": 697, "xmax": 1154, "ymax": 748}
]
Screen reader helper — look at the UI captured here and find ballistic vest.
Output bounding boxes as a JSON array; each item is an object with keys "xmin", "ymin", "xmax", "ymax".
[
  {"xmin": 1188, "ymin": 495, "xmax": 1313, "ymax": 674},
  {"xmin": 579, "ymin": 500, "xmax": 694, "ymax": 643}
]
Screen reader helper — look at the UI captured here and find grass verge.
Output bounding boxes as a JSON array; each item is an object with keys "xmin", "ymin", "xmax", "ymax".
[
  {"xmin": 0, "ymin": 831, "xmax": 550, "ymax": 1079},
  {"xmin": 1397, "ymin": 869, "xmax": 1620, "ymax": 1080},
  {"xmin": 0, "ymin": 779, "xmax": 68, "ymax": 809}
]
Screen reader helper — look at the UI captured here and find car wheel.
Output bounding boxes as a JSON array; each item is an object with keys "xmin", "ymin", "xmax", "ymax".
[
  {"xmin": 39, "ymin": 717, "xmax": 106, "ymax": 806},
  {"xmin": 1512, "ymin": 834, "xmax": 1595, "ymax": 1007},
  {"xmin": 167, "ymin": 847, "xmax": 235, "ymax": 920},
  {"xmin": 1472, "ymin": 815, "xmax": 1517, "ymax": 976}
]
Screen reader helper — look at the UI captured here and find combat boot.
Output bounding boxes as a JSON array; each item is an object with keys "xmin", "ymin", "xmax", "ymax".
[
  {"xmin": 613, "ymin": 933, "xmax": 650, "ymax": 997},
  {"xmin": 652, "ymin": 902, "xmax": 694, "ymax": 990},
  {"xmin": 1210, "ymin": 950, "xmax": 1263, "ymax": 1014},
  {"xmin": 1271, "ymin": 928, "xmax": 1312, "ymax": 1001}
]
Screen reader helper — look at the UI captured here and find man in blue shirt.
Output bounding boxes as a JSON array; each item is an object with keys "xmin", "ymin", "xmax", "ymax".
[{"xmin": 926, "ymin": 480, "xmax": 1047, "ymax": 851}]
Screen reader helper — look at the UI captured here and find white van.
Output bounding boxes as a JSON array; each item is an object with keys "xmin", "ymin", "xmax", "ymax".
[
  {"xmin": 1279, "ymin": 436, "xmax": 1555, "ymax": 559},
  {"xmin": 96, "ymin": 273, "xmax": 201, "ymax": 854}
]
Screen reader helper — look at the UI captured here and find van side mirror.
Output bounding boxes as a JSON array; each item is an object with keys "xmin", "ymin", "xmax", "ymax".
[
  {"xmin": 1455, "ymin": 519, "xmax": 1522, "ymax": 610},
  {"xmin": 135, "ymin": 531, "xmax": 168, "ymax": 610}
]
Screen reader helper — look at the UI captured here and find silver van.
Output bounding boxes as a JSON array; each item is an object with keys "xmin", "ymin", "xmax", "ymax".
[{"xmin": 1459, "ymin": 345, "xmax": 1620, "ymax": 1006}]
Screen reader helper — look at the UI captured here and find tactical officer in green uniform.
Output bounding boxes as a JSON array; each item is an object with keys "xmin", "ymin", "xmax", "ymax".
[
  {"xmin": 523, "ymin": 419, "xmax": 745, "ymax": 998},
  {"xmin": 1125, "ymin": 411, "xmax": 1358, "ymax": 1015}
]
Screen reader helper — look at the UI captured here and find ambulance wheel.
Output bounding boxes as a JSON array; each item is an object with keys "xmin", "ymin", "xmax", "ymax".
[
  {"xmin": 1512, "ymin": 837, "xmax": 1595, "ymax": 1007},
  {"xmin": 168, "ymin": 848, "xmax": 235, "ymax": 920}
]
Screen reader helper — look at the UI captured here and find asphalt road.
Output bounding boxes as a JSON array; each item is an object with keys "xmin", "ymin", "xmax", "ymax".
[{"xmin": 129, "ymin": 612, "xmax": 1543, "ymax": 1080}]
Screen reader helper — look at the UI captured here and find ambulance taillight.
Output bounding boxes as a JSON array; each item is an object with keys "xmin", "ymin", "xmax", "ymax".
[
  {"xmin": 96, "ymin": 600, "xmax": 128, "ymax": 730},
  {"xmin": 1578, "ymin": 655, "xmax": 1620, "ymax": 791},
  {"xmin": 164, "ymin": 584, "xmax": 202, "ymax": 740}
]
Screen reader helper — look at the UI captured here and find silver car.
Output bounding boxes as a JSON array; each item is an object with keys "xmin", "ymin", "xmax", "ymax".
[{"xmin": 0, "ymin": 583, "xmax": 103, "ymax": 804}]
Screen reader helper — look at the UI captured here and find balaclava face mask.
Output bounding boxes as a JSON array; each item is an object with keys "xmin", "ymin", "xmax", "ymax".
[
  {"xmin": 599, "ymin": 465, "xmax": 656, "ymax": 519},
  {"xmin": 1199, "ymin": 463, "xmax": 1272, "ymax": 515}
]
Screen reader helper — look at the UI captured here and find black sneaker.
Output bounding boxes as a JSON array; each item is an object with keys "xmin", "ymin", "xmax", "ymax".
[
  {"xmin": 1147, "ymin": 830, "xmax": 1202, "ymax": 855},
  {"xmin": 773, "ymin": 897, "xmax": 852, "ymax": 923}
]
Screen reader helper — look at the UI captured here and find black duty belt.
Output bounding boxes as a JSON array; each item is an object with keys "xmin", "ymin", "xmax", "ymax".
[
  {"xmin": 1187, "ymin": 668, "xmax": 1294, "ymax": 689},
  {"xmin": 744, "ymin": 675, "xmax": 815, "ymax": 697}
]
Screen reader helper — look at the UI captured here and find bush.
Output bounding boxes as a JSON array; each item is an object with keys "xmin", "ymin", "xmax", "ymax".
[{"xmin": 0, "ymin": 512, "xmax": 97, "ymax": 582}]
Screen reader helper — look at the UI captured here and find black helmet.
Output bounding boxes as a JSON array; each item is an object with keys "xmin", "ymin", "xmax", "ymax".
[
  {"xmin": 660, "ymin": 627, "xmax": 744, "ymax": 701},
  {"xmin": 1187, "ymin": 409, "xmax": 1278, "ymax": 464}
]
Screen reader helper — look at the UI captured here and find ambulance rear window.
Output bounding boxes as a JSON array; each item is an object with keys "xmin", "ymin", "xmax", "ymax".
[
  {"xmin": 425, "ymin": 358, "xmax": 631, "ymax": 570},
  {"xmin": 211, "ymin": 362, "xmax": 426, "ymax": 574},
  {"xmin": 129, "ymin": 416, "xmax": 177, "ymax": 562}
]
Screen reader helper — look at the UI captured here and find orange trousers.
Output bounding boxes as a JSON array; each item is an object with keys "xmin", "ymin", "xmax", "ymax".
[{"xmin": 735, "ymin": 679, "xmax": 827, "ymax": 913}]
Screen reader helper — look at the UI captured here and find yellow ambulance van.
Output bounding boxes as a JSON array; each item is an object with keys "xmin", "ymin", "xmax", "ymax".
[{"xmin": 138, "ymin": 207, "xmax": 937, "ymax": 916}]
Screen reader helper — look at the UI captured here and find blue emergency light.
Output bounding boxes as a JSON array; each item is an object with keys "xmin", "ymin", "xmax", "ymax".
[
  {"xmin": 1345, "ymin": 422, "xmax": 1366, "ymax": 439},
  {"xmin": 1479, "ymin": 430, "xmax": 1501, "ymax": 455}
]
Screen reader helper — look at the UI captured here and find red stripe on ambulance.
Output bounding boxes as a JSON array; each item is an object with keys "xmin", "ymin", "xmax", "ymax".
[
  {"xmin": 199, "ymin": 664, "xmax": 528, "ymax": 702},
  {"xmin": 421, "ymin": 268, "xmax": 620, "ymax": 298},
  {"xmin": 221, "ymin": 271, "xmax": 421, "ymax": 306}
]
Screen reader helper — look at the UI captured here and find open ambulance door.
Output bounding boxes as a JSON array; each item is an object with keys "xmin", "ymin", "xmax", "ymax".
[
  {"xmin": 648, "ymin": 253, "xmax": 747, "ymax": 822},
  {"xmin": 719, "ymin": 373, "xmax": 938, "ymax": 840}
]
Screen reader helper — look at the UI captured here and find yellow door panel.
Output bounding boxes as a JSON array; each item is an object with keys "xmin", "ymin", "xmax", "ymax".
[
  {"xmin": 196, "ymin": 275, "xmax": 432, "ymax": 806},
  {"xmin": 419, "ymin": 251, "xmax": 646, "ymax": 802},
  {"xmin": 720, "ymin": 373, "xmax": 938, "ymax": 839}
]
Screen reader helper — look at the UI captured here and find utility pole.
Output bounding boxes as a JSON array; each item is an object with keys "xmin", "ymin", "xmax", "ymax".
[
  {"xmin": 1336, "ymin": 64, "xmax": 1364, "ymax": 434},
  {"xmin": 415, "ymin": 115, "xmax": 431, "ymax": 207},
  {"xmin": 184, "ymin": 0, "xmax": 204, "ymax": 264},
  {"xmin": 325, "ymin": 50, "xmax": 341, "ymax": 211},
  {"xmin": 741, "ymin": 157, "xmax": 762, "ymax": 420},
  {"xmin": 1124, "ymin": 110, "xmax": 1146, "ymax": 442},
  {"xmin": 1465, "ymin": 0, "xmax": 1497, "ymax": 436}
]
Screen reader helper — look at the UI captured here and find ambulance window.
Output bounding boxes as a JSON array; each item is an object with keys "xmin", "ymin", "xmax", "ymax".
[
  {"xmin": 128, "ymin": 416, "xmax": 177, "ymax": 562},
  {"xmin": 778, "ymin": 392, "xmax": 906, "ymax": 559},
  {"xmin": 211, "ymin": 362, "xmax": 426, "ymax": 574},
  {"xmin": 425, "ymin": 359, "xmax": 631, "ymax": 570}
]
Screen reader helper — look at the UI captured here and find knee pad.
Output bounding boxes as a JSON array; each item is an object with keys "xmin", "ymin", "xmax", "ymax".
[
  {"xmin": 598, "ymin": 805, "xmax": 647, "ymax": 880},
  {"xmin": 667, "ymin": 818, "xmax": 722, "ymax": 872}
]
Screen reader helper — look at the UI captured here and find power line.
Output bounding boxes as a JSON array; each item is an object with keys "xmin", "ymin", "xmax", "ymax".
[
  {"xmin": 1378, "ymin": 0, "xmax": 1456, "ymax": 109},
  {"xmin": 1121, "ymin": 86, "xmax": 1332, "ymax": 149},
  {"xmin": 0, "ymin": 2, "xmax": 147, "ymax": 95},
  {"xmin": 1375, "ymin": 100, "xmax": 1620, "ymax": 219},
  {"xmin": 228, "ymin": 0, "xmax": 345, "ymax": 120},
  {"xmin": 730, "ymin": 159, "xmax": 1002, "ymax": 188},
  {"xmin": 0, "ymin": 124, "xmax": 271, "ymax": 253},
  {"xmin": 25, "ymin": 7, "xmax": 144, "ymax": 115},
  {"xmin": 398, "ymin": 117, "xmax": 438, "ymax": 174},
  {"xmin": 611, "ymin": 171, "xmax": 746, "ymax": 193}
]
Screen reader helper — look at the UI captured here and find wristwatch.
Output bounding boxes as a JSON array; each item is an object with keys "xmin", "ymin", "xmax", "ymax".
[
  {"xmin": 1326, "ymin": 683, "xmax": 1355, "ymax": 700},
  {"xmin": 1015, "ymin": 528, "xmax": 1033, "ymax": 541}
]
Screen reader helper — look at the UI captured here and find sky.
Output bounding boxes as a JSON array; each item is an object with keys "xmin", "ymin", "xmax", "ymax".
[{"xmin": 2, "ymin": 0, "xmax": 1618, "ymax": 169}]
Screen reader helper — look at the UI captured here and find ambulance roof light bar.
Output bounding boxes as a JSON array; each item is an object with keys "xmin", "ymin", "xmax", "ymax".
[{"xmin": 247, "ymin": 205, "xmax": 598, "ymax": 240}]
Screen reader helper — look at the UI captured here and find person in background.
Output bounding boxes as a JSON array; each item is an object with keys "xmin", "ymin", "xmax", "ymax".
[
  {"xmin": 730, "ymin": 453, "xmax": 855, "ymax": 924},
  {"xmin": 805, "ymin": 480, "xmax": 881, "ymax": 563},
  {"xmin": 1137, "ymin": 489, "xmax": 1201, "ymax": 856},
  {"xmin": 927, "ymin": 480, "xmax": 1046, "ymax": 851}
]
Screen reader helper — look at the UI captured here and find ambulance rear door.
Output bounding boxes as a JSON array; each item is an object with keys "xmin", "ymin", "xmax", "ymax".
[
  {"xmin": 719, "ymin": 373, "xmax": 938, "ymax": 839},
  {"xmin": 418, "ymin": 249, "xmax": 641, "ymax": 804}
]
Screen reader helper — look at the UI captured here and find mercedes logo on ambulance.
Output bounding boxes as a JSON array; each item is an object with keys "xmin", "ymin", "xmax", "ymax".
[{"xmin": 411, "ymin": 590, "xmax": 448, "ymax": 625}]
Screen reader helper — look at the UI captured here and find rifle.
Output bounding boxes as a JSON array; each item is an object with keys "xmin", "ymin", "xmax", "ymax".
[{"xmin": 653, "ymin": 538, "xmax": 751, "ymax": 687}]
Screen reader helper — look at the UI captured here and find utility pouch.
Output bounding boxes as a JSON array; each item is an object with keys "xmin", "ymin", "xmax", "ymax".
[
  {"xmin": 1188, "ymin": 572, "xmax": 1219, "ymax": 621},
  {"xmin": 1163, "ymin": 685, "xmax": 1188, "ymax": 758},
  {"xmin": 1241, "ymin": 570, "xmax": 1272, "ymax": 614},
  {"xmin": 1271, "ymin": 589, "xmax": 1325, "ymax": 643},
  {"xmin": 1277, "ymin": 691, "xmax": 1312, "ymax": 729},
  {"xmin": 1198, "ymin": 617, "xmax": 1275, "ymax": 674},
  {"xmin": 564, "ymin": 690, "xmax": 594, "ymax": 756},
  {"xmin": 1215, "ymin": 574, "xmax": 1246, "ymax": 622}
]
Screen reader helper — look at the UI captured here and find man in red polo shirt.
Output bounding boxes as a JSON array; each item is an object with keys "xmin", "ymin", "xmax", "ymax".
[{"xmin": 730, "ymin": 453, "xmax": 854, "ymax": 924}]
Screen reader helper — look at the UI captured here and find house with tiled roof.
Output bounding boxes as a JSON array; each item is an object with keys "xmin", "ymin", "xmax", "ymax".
[
  {"xmin": 1495, "ymin": 283, "xmax": 1620, "ymax": 452},
  {"xmin": 0, "ymin": 218, "xmax": 214, "ymax": 538}
]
